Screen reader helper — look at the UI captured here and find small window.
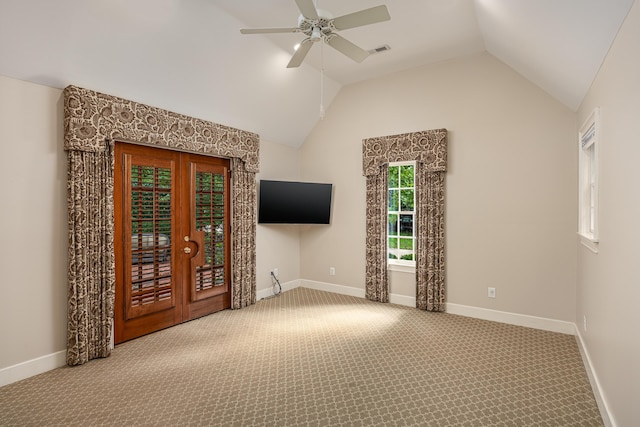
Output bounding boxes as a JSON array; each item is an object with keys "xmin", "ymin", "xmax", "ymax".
[
  {"xmin": 578, "ymin": 107, "xmax": 600, "ymax": 253},
  {"xmin": 388, "ymin": 161, "xmax": 416, "ymax": 266}
]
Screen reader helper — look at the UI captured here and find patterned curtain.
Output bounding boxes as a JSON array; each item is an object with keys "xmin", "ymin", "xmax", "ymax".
[
  {"xmin": 365, "ymin": 168, "xmax": 389, "ymax": 302},
  {"xmin": 231, "ymin": 158, "xmax": 257, "ymax": 308},
  {"xmin": 66, "ymin": 147, "xmax": 115, "ymax": 365},
  {"xmin": 64, "ymin": 85, "xmax": 260, "ymax": 365},
  {"xmin": 416, "ymin": 166, "xmax": 446, "ymax": 311},
  {"xmin": 362, "ymin": 129, "xmax": 447, "ymax": 310}
]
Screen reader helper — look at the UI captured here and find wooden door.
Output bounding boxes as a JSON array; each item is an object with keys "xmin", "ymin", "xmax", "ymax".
[
  {"xmin": 181, "ymin": 153, "xmax": 231, "ymax": 320},
  {"xmin": 114, "ymin": 143, "xmax": 231, "ymax": 343}
]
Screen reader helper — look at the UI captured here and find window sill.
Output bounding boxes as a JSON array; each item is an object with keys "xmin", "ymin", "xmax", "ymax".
[
  {"xmin": 578, "ymin": 233, "xmax": 599, "ymax": 254},
  {"xmin": 388, "ymin": 263, "xmax": 416, "ymax": 274}
]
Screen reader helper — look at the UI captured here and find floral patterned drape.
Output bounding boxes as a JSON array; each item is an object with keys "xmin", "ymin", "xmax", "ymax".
[
  {"xmin": 365, "ymin": 170, "xmax": 389, "ymax": 302},
  {"xmin": 231, "ymin": 157, "xmax": 257, "ymax": 309},
  {"xmin": 416, "ymin": 165, "xmax": 446, "ymax": 311},
  {"xmin": 362, "ymin": 129, "xmax": 447, "ymax": 311},
  {"xmin": 66, "ymin": 147, "xmax": 115, "ymax": 365},
  {"xmin": 64, "ymin": 86, "xmax": 260, "ymax": 365}
]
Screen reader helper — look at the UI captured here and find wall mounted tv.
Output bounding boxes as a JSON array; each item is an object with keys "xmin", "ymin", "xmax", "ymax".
[{"xmin": 258, "ymin": 180, "xmax": 333, "ymax": 224}]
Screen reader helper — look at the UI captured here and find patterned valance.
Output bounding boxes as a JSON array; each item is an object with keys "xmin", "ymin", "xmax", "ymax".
[
  {"xmin": 362, "ymin": 129, "xmax": 447, "ymax": 176},
  {"xmin": 64, "ymin": 85, "xmax": 260, "ymax": 173}
]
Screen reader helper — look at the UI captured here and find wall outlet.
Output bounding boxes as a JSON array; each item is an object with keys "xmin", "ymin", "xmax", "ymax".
[
  {"xmin": 329, "ymin": 267, "xmax": 336, "ymax": 276},
  {"xmin": 488, "ymin": 287, "xmax": 496, "ymax": 298},
  {"xmin": 272, "ymin": 268, "xmax": 278, "ymax": 277},
  {"xmin": 583, "ymin": 315, "xmax": 587, "ymax": 332}
]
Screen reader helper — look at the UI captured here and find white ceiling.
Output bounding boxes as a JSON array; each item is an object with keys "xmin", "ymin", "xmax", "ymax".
[{"xmin": 0, "ymin": 0, "xmax": 634, "ymax": 147}]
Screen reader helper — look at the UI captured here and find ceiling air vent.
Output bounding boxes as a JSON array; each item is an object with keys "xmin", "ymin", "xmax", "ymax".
[{"xmin": 368, "ymin": 44, "xmax": 391, "ymax": 54}]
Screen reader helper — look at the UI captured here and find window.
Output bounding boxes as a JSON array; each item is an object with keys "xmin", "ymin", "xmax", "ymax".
[
  {"xmin": 388, "ymin": 161, "xmax": 416, "ymax": 267},
  {"xmin": 578, "ymin": 107, "xmax": 600, "ymax": 253}
]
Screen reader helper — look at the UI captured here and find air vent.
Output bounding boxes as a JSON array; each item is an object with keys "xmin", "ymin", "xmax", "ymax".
[{"xmin": 368, "ymin": 44, "xmax": 391, "ymax": 54}]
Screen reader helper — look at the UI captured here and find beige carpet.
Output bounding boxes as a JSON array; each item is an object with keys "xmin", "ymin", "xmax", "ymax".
[{"xmin": 0, "ymin": 287, "xmax": 602, "ymax": 426}]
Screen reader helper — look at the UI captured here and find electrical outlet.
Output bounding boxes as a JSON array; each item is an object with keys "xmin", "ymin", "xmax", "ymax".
[
  {"xmin": 583, "ymin": 315, "xmax": 587, "ymax": 332},
  {"xmin": 272, "ymin": 268, "xmax": 278, "ymax": 277},
  {"xmin": 329, "ymin": 267, "xmax": 336, "ymax": 276},
  {"xmin": 488, "ymin": 287, "xmax": 496, "ymax": 298}
]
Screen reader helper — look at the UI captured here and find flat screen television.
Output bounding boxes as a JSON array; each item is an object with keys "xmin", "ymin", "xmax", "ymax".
[{"xmin": 258, "ymin": 180, "xmax": 332, "ymax": 224}]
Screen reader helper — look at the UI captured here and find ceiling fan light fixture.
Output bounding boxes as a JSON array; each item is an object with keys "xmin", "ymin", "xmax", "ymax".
[{"xmin": 310, "ymin": 27, "xmax": 322, "ymax": 42}]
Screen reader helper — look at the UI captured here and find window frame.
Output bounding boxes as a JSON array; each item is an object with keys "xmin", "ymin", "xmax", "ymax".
[
  {"xmin": 578, "ymin": 107, "xmax": 600, "ymax": 253},
  {"xmin": 387, "ymin": 160, "xmax": 417, "ymax": 269}
]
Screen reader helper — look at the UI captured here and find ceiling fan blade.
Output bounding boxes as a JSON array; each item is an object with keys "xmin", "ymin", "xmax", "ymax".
[
  {"xmin": 326, "ymin": 34, "xmax": 370, "ymax": 63},
  {"xmin": 240, "ymin": 27, "xmax": 299, "ymax": 34},
  {"xmin": 287, "ymin": 39, "xmax": 314, "ymax": 68},
  {"xmin": 332, "ymin": 5, "xmax": 391, "ymax": 31},
  {"xmin": 295, "ymin": 0, "xmax": 319, "ymax": 20}
]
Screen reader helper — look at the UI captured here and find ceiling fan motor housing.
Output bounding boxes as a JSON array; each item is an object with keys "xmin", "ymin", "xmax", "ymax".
[{"xmin": 297, "ymin": 9, "xmax": 334, "ymax": 41}]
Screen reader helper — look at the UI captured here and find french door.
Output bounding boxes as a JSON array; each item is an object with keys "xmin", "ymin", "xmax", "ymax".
[{"xmin": 114, "ymin": 143, "xmax": 231, "ymax": 343}]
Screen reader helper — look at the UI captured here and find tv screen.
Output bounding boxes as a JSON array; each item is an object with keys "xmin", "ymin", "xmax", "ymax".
[{"xmin": 258, "ymin": 180, "xmax": 333, "ymax": 224}]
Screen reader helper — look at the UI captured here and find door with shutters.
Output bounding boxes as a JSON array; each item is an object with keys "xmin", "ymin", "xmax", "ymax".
[{"xmin": 114, "ymin": 143, "xmax": 231, "ymax": 343}]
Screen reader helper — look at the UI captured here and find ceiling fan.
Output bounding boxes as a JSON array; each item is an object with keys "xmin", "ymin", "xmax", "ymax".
[{"xmin": 240, "ymin": 0, "xmax": 391, "ymax": 68}]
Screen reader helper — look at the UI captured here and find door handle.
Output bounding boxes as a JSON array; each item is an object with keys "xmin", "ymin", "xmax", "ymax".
[
  {"xmin": 183, "ymin": 232, "xmax": 205, "ymax": 265},
  {"xmin": 183, "ymin": 235, "xmax": 193, "ymax": 254},
  {"xmin": 191, "ymin": 230, "xmax": 206, "ymax": 266}
]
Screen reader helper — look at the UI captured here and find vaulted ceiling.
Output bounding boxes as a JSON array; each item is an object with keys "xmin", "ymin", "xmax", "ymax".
[{"xmin": 0, "ymin": 0, "xmax": 634, "ymax": 147}]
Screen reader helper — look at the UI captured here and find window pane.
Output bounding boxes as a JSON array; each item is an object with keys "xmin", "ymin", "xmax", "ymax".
[
  {"xmin": 400, "ymin": 189, "xmax": 414, "ymax": 211},
  {"xmin": 400, "ymin": 165, "xmax": 414, "ymax": 187},
  {"xmin": 399, "ymin": 214, "xmax": 413, "ymax": 236},
  {"xmin": 388, "ymin": 166, "xmax": 399, "ymax": 188},
  {"xmin": 388, "ymin": 238, "xmax": 398, "ymax": 260},
  {"xmin": 388, "ymin": 214, "xmax": 398, "ymax": 236},
  {"xmin": 399, "ymin": 238, "xmax": 413, "ymax": 250},
  {"xmin": 157, "ymin": 168, "xmax": 171, "ymax": 189},
  {"xmin": 388, "ymin": 237, "xmax": 398, "ymax": 249},
  {"xmin": 400, "ymin": 252, "xmax": 414, "ymax": 261},
  {"xmin": 388, "ymin": 189, "xmax": 398, "ymax": 211}
]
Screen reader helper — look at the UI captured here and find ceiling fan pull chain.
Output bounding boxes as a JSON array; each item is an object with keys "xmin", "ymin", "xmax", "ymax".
[{"xmin": 320, "ymin": 40, "xmax": 325, "ymax": 119}]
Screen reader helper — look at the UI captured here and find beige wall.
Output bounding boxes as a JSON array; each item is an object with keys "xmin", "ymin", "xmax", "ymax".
[
  {"xmin": 255, "ymin": 140, "xmax": 302, "ymax": 295},
  {"xmin": 0, "ymin": 76, "xmax": 67, "ymax": 370},
  {"xmin": 299, "ymin": 52, "xmax": 578, "ymax": 322},
  {"xmin": 577, "ymin": 1, "xmax": 640, "ymax": 425}
]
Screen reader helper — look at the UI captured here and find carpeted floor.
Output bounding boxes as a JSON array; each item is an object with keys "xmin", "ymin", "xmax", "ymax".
[{"xmin": 0, "ymin": 287, "xmax": 602, "ymax": 426}]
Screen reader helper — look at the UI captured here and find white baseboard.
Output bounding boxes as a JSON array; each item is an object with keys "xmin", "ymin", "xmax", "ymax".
[
  {"xmin": 257, "ymin": 278, "xmax": 301, "ymax": 300},
  {"xmin": 446, "ymin": 303, "xmax": 576, "ymax": 335},
  {"xmin": 298, "ymin": 279, "xmax": 418, "ymax": 308},
  {"xmin": 0, "ymin": 350, "xmax": 67, "ymax": 388},
  {"xmin": 293, "ymin": 281, "xmax": 575, "ymax": 335},
  {"xmin": 389, "ymin": 293, "xmax": 416, "ymax": 307},
  {"xmin": 299, "ymin": 280, "xmax": 366, "ymax": 298},
  {"xmin": 575, "ymin": 327, "xmax": 616, "ymax": 427}
]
